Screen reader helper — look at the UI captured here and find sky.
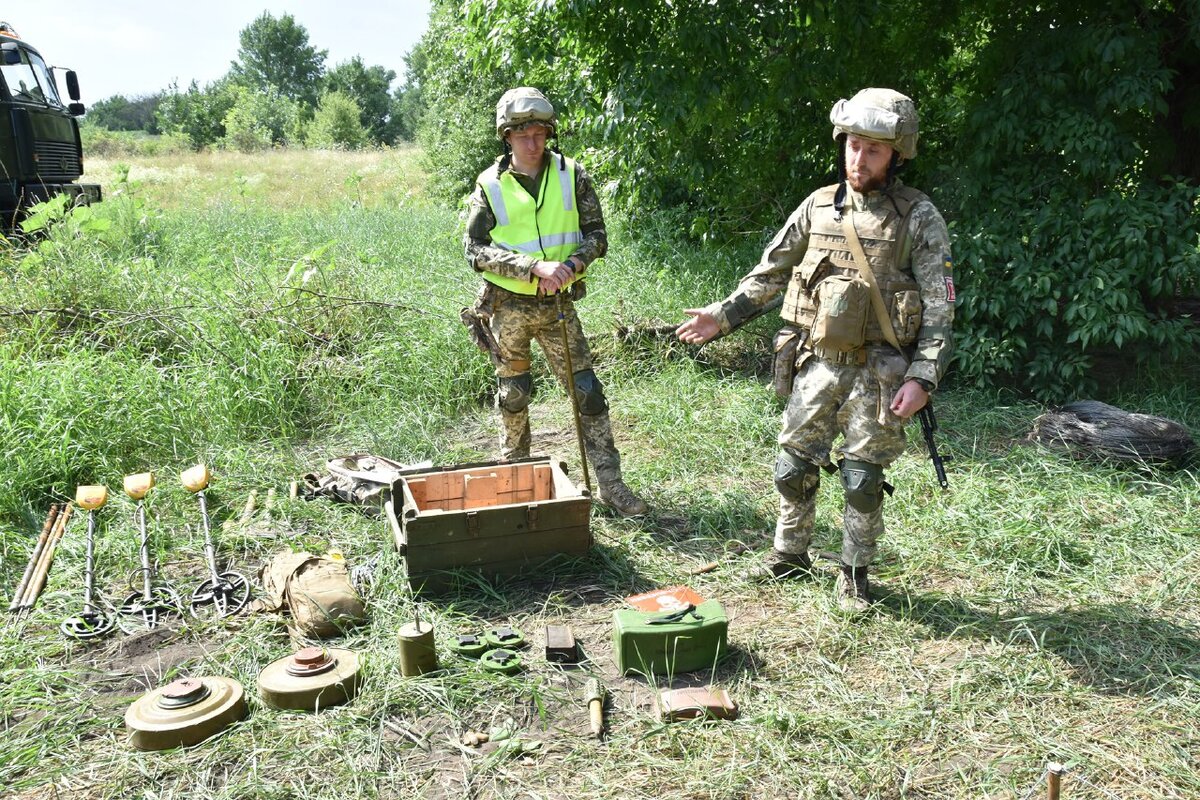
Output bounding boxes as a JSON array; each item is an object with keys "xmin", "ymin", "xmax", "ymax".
[{"xmin": 3, "ymin": 1, "xmax": 433, "ymax": 102}]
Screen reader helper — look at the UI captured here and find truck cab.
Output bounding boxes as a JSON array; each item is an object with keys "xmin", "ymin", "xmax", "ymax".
[{"xmin": 0, "ymin": 23, "xmax": 101, "ymax": 229}]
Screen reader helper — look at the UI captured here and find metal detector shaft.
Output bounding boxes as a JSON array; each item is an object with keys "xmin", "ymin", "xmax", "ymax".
[
  {"xmin": 136, "ymin": 503, "xmax": 154, "ymax": 600},
  {"xmin": 197, "ymin": 491, "xmax": 221, "ymax": 582},
  {"xmin": 83, "ymin": 510, "xmax": 99, "ymax": 614},
  {"xmin": 556, "ymin": 292, "xmax": 591, "ymax": 494}
]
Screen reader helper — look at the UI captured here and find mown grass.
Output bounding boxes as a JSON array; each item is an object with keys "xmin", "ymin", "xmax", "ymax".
[{"xmin": 1, "ymin": 149, "xmax": 1198, "ymax": 800}]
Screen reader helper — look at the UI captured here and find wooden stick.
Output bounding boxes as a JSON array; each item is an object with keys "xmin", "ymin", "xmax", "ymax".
[
  {"xmin": 1047, "ymin": 762, "xmax": 1064, "ymax": 800},
  {"xmin": 9, "ymin": 504, "xmax": 58, "ymax": 611},
  {"xmin": 21, "ymin": 503, "xmax": 73, "ymax": 610}
]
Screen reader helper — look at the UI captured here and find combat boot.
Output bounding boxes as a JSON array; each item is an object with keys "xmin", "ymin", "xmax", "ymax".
[
  {"xmin": 742, "ymin": 549, "xmax": 813, "ymax": 582},
  {"xmin": 597, "ymin": 479, "xmax": 648, "ymax": 517},
  {"xmin": 836, "ymin": 564, "xmax": 872, "ymax": 612}
]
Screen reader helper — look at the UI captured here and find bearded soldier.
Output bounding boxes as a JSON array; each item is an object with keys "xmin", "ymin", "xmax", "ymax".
[
  {"xmin": 463, "ymin": 87, "xmax": 647, "ymax": 517},
  {"xmin": 676, "ymin": 88, "xmax": 955, "ymax": 611}
]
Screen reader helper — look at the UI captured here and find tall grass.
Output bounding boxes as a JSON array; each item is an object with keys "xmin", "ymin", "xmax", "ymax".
[{"xmin": 1, "ymin": 150, "xmax": 1198, "ymax": 800}]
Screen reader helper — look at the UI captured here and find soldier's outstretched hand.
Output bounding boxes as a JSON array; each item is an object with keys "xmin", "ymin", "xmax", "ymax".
[{"xmin": 676, "ymin": 309, "xmax": 720, "ymax": 344}]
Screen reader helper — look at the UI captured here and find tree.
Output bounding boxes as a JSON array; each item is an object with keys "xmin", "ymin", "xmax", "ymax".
[
  {"xmin": 220, "ymin": 86, "xmax": 303, "ymax": 151},
  {"xmin": 306, "ymin": 91, "xmax": 370, "ymax": 150},
  {"xmin": 415, "ymin": 0, "xmax": 1200, "ymax": 401},
  {"xmin": 325, "ymin": 57, "xmax": 397, "ymax": 144},
  {"xmin": 156, "ymin": 79, "xmax": 239, "ymax": 149},
  {"xmin": 229, "ymin": 12, "xmax": 327, "ymax": 108},
  {"xmin": 86, "ymin": 93, "xmax": 163, "ymax": 133}
]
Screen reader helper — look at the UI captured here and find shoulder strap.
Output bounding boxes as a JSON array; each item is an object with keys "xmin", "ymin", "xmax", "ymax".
[{"xmin": 840, "ymin": 211, "xmax": 904, "ymax": 353}]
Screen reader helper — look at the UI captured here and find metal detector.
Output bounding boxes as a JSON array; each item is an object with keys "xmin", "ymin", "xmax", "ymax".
[
  {"xmin": 181, "ymin": 465, "xmax": 250, "ymax": 617},
  {"xmin": 116, "ymin": 472, "xmax": 183, "ymax": 633},
  {"xmin": 61, "ymin": 485, "xmax": 116, "ymax": 640}
]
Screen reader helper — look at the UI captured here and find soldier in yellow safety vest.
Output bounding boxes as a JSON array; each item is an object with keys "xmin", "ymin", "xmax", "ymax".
[{"xmin": 463, "ymin": 87, "xmax": 647, "ymax": 517}]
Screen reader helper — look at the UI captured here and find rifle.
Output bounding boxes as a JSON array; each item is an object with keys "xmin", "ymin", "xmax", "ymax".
[{"xmin": 917, "ymin": 402, "xmax": 951, "ymax": 489}]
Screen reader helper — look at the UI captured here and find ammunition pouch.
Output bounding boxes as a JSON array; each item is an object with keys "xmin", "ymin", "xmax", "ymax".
[
  {"xmin": 772, "ymin": 326, "xmax": 804, "ymax": 398},
  {"xmin": 572, "ymin": 369, "xmax": 608, "ymax": 415},
  {"xmin": 774, "ymin": 450, "xmax": 820, "ymax": 502},
  {"xmin": 498, "ymin": 372, "xmax": 533, "ymax": 413},
  {"xmin": 810, "ymin": 274, "xmax": 871, "ymax": 353}
]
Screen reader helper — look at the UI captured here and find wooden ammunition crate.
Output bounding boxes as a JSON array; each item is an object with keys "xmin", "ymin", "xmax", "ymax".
[{"xmin": 387, "ymin": 457, "xmax": 592, "ymax": 591}]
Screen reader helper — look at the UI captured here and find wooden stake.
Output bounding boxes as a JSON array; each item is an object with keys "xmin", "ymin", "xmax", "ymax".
[
  {"xmin": 9, "ymin": 504, "xmax": 58, "ymax": 611},
  {"xmin": 1047, "ymin": 762, "xmax": 1064, "ymax": 800},
  {"xmin": 21, "ymin": 503, "xmax": 74, "ymax": 610}
]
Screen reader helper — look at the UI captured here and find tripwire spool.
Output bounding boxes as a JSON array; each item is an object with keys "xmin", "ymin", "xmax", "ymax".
[
  {"xmin": 258, "ymin": 647, "xmax": 363, "ymax": 712},
  {"xmin": 398, "ymin": 621, "xmax": 438, "ymax": 676},
  {"xmin": 125, "ymin": 676, "xmax": 247, "ymax": 751}
]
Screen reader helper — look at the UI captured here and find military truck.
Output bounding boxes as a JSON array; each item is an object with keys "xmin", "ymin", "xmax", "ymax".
[{"xmin": 0, "ymin": 22, "xmax": 101, "ymax": 229}]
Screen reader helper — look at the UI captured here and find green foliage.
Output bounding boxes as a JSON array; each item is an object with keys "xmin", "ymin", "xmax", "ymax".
[
  {"xmin": 229, "ymin": 12, "xmax": 327, "ymax": 107},
  {"xmin": 939, "ymin": 2, "xmax": 1200, "ymax": 400},
  {"xmin": 325, "ymin": 56, "xmax": 397, "ymax": 144},
  {"xmin": 79, "ymin": 125, "xmax": 191, "ymax": 158},
  {"xmin": 220, "ymin": 85, "xmax": 304, "ymax": 152},
  {"xmin": 84, "ymin": 92, "xmax": 163, "ymax": 133},
  {"xmin": 415, "ymin": 0, "xmax": 1200, "ymax": 400},
  {"xmin": 306, "ymin": 91, "xmax": 370, "ymax": 150},
  {"xmin": 155, "ymin": 79, "xmax": 238, "ymax": 149}
]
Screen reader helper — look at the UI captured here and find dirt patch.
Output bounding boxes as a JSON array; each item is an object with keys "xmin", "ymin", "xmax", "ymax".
[{"xmin": 76, "ymin": 623, "xmax": 218, "ymax": 696}]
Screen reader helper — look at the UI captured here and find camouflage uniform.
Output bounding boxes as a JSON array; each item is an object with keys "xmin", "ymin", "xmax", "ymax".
[
  {"xmin": 464, "ymin": 153, "xmax": 625, "ymax": 484},
  {"xmin": 705, "ymin": 179, "xmax": 955, "ymax": 567}
]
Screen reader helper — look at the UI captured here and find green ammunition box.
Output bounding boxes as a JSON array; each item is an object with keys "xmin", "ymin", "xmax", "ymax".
[
  {"xmin": 388, "ymin": 457, "xmax": 591, "ymax": 592},
  {"xmin": 612, "ymin": 600, "xmax": 728, "ymax": 676}
]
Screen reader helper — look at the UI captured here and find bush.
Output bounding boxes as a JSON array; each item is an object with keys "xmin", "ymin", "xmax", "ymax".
[
  {"xmin": 305, "ymin": 91, "xmax": 370, "ymax": 150},
  {"xmin": 220, "ymin": 85, "xmax": 303, "ymax": 152},
  {"xmin": 80, "ymin": 125, "xmax": 191, "ymax": 158}
]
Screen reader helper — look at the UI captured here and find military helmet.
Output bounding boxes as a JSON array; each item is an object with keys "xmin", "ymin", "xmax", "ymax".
[
  {"xmin": 495, "ymin": 87, "xmax": 557, "ymax": 139},
  {"xmin": 829, "ymin": 88, "xmax": 919, "ymax": 161}
]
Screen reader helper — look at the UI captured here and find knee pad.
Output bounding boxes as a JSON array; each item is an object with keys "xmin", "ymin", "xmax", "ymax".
[
  {"xmin": 572, "ymin": 369, "xmax": 608, "ymax": 416},
  {"xmin": 841, "ymin": 458, "xmax": 885, "ymax": 513},
  {"xmin": 774, "ymin": 450, "xmax": 820, "ymax": 502},
  {"xmin": 497, "ymin": 373, "xmax": 532, "ymax": 413}
]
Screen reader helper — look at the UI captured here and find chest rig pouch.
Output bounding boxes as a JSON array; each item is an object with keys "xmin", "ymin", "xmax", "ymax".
[{"xmin": 810, "ymin": 273, "xmax": 872, "ymax": 352}]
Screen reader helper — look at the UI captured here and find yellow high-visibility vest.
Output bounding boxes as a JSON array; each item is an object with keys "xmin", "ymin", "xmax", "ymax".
[{"xmin": 478, "ymin": 153, "xmax": 582, "ymax": 295}]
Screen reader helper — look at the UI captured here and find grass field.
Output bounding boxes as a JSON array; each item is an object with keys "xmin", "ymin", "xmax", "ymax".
[{"xmin": 1, "ymin": 148, "xmax": 1198, "ymax": 800}]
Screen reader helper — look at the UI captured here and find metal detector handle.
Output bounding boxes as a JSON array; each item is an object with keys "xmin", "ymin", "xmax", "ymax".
[
  {"xmin": 556, "ymin": 293, "xmax": 591, "ymax": 494},
  {"xmin": 136, "ymin": 502, "xmax": 153, "ymax": 599}
]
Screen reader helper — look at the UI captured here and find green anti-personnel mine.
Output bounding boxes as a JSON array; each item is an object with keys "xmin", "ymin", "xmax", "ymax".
[
  {"xmin": 480, "ymin": 648, "xmax": 523, "ymax": 675},
  {"xmin": 125, "ymin": 676, "xmax": 247, "ymax": 750},
  {"xmin": 449, "ymin": 633, "xmax": 489, "ymax": 658},
  {"xmin": 258, "ymin": 647, "xmax": 363, "ymax": 712},
  {"xmin": 483, "ymin": 625, "xmax": 526, "ymax": 650},
  {"xmin": 397, "ymin": 620, "xmax": 438, "ymax": 676}
]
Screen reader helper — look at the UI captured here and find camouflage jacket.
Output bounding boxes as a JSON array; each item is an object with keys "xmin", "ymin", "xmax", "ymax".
[
  {"xmin": 464, "ymin": 151, "xmax": 607, "ymax": 281},
  {"xmin": 705, "ymin": 179, "xmax": 956, "ymax": 388}
]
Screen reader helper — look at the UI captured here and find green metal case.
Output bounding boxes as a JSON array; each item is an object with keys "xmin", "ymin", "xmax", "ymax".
[{"xmin": 612, "ymin": 600, "xmax": 728, "ymax": 676}]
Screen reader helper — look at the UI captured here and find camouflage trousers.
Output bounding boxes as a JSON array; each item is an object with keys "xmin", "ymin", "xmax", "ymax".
[
  {"xmin": 488, "ymin": 289, "xmax": 623, "ymax": 484},
  {"xmin": 774, "ymin": 346, "xmax": 910, "ymax": 567}
]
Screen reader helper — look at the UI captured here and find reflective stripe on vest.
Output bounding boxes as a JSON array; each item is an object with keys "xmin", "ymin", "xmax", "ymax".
[{"xmin": 480, "ymin": 153, "xmax": 581, "ymax": 295}]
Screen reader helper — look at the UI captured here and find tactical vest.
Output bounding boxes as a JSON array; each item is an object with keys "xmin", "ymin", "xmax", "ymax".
[
  {"xmin": 782, "ymin": 183, "xmax": 927, "ymax": 346},
  {"xmin": 478, "ymin": 153, "xmax": 583, "ymax": 295}
]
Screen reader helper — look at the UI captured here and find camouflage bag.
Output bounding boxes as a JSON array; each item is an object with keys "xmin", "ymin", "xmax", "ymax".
[{"xmin": 259, "ymin": 550, "xmax": 367, "ymax": 639}]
